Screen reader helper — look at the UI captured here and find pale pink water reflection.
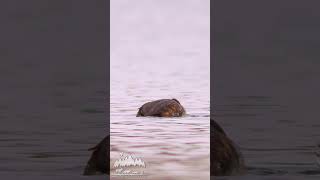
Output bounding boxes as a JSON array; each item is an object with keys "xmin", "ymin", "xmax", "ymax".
[{"xmin": 111, "ymin": 0, "xmax": 210, "ymax": 179}]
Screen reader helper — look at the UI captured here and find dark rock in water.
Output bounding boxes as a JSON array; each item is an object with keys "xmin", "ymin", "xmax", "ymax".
[
  {"xmin": 137, "ymin": 99, "xmax": 186, "ymax": 117},
  {"xmin": 83, "ymin": 136, "xmax": 109, "ymax": 175},
  {"xmin": 211, "ymin": 119, "xmax": 246, "ymax": 176}
]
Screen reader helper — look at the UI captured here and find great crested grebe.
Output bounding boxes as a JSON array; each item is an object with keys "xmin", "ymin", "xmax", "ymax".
[{"xmin": 137, "ymin": 98, "xmax": 186, "ymax": 117}]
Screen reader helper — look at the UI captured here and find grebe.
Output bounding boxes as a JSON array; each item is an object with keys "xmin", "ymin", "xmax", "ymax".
[{"xmin": 137, "ymin": 98, "xmax": 186, "ymax": 117}]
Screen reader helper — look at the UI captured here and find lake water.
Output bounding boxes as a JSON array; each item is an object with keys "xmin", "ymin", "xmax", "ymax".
[
  {"xmin": 0, "ymin": 1, "xmax": 107, "ymax": 179},
  {"xmin": 214, "ymin": 65, "xmax": 320, "ymax": 180},
  {"xmin": 110, "ymin": 0, "xmax": 210, "ymax": 179},
  {"xmin": 214, "ymin": 1, "xmax": 320, "ymax": 179},
  {"xmin": 5, "ymin": 1, "xmax": 320, "ymax": 179}
]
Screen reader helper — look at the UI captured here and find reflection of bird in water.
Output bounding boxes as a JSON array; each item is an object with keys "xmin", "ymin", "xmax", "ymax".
[
  {"xmin": 137, "ymin": 99, "xmax": 186, "ymax": 117},
  {"xmin": 212, "ymin": 119, "xmax": 246, "ymax": 176},
  {"xmin": 83, "ymin": 136, "xmax": 109, "ymax": 175}
]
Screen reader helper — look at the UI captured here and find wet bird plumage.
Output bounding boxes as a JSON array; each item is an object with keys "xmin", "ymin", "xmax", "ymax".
[{"xmin": 137, "ymin": 99, "xmax": 186, "ymax": 117}]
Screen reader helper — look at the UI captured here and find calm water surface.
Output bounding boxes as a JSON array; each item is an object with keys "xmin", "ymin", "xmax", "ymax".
[
  {"xmin": 214, "ymin": 1, "xmax": 320, "ymax": 179},
  {"xmin": 111, "ymin": 0, "xmax": 210, "ymax": 179},
  {"xmin": 0, "ymin": 1, "xmax": 106, "ymax": 179}
]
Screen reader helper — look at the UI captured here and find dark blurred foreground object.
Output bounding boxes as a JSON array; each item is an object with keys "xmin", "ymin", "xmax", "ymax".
[
  {"xmin": 83, "ymin": 136, "xmax": 109, "ymax": 175},
  {"xmin": 316, "ymin": 144, "xmax": 320, "ymax": 167},
  {"xmin": 212, "ymin": 119, "xmax": 246, "ymax": 176},
  {"xmin": 137, "ymin": 99, "xmax": 186, "ymax": 117},
  {"xmin": 82, "ymin": 120, "xmax": 244, "ymax": 176}
]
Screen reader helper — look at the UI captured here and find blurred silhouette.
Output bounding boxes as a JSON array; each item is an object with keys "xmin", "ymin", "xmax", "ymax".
[
  {"xmin": 83, "ymin": 120, "xmax": 246, "ymax": 176},
  {"xmin": 212, "ymin": 119, "xmax": 246, "ymax": 176},
  {"xmin": 83, "ymin": 136, "xmax": 109, "ymax": 175},
  {"xmin": 315, "ymin": 144, "xmax": 320, "ymax": 168}
]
